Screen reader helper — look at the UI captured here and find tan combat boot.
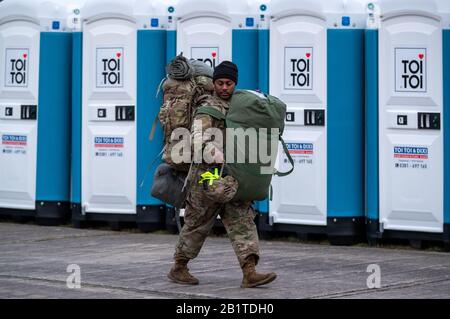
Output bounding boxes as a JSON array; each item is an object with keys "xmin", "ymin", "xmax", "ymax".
[
  {"xmin": 167, "ymin": 258, "xmax": 199, "ymax": 285},
  {"xmin": 241, "ymin": 255, "xmax": 277, "ymax": 288}
]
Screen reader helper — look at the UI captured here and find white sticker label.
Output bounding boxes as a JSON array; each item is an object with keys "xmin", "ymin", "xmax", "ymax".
[
  {"xmin": 393, "ymin": 146, "xmax": 428, "ymax": 170},
  {"xmin": 285, "ymin": 142, "xmax": 314, "ymax": 165},
  {"xmin": 1, "ymin": 134, "xmax": 27, "ymax": 155},
  {"xmin": 96, "ymin": 48, "xmax": 124, "ymax": 88},
  {"xmin": 191, "ymin": 47, "xmax": 219, "ymax": 69},
  {"xmin": 94, "ymin": 136, "xmax": 124, "ymax": 158},
  {"xmin": 284, "ymin": 47, "xmax": 313, "ymax": 90},
  {"xmin": 5, "ymin": 49, "xmax": 29, "ymax": 87},
  {"xmin": 395, "ymin": 48, "xmax": 427, "ymax": 93}
]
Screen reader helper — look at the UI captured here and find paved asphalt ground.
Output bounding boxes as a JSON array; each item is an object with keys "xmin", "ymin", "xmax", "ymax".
[{"xmin": 0, "ymin": 221, "xmax": 449, "ymax": 299}]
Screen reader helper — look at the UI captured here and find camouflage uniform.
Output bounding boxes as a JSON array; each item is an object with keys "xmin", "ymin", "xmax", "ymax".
[
  {"xmin": 174, "ymin": 93, "xmax": 260, "ymax": 267},
  {"xmin": 159, "ymin": 77, "xmax": 196, "ymax": 171},
  {"xmin": 159, "ymin": 75, "xmax": 215, "ymax": 172}
]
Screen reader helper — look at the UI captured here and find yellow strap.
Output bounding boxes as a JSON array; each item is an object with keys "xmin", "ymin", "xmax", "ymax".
[{"xmin": 198, "ymin": 168, "xmax": 220, "ymax": 186}]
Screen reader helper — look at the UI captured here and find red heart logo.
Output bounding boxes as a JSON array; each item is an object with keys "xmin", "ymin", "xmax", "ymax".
[
  {"xmin": 306, "ymin": 53, "xmax": 311, "ymax": 58},
  {"xmin": 419, "ymin": 54, "xmax": 424, "ymax": 59},
  {"xmin": 212, "ymin": 52, "xmax": 217, "ymax": 58},
  {"xmin": 23, "ymin": 53, "xmax": 27, "ymax": 59},
  {"xmin": 116, "ymin": 52, "xmax": 121, "ymax": 58}
]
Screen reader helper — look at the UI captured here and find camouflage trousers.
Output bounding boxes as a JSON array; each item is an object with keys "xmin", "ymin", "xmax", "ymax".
[{"xmin": 174, "ymin": 182, "xmax": 260, "ymax": 268}]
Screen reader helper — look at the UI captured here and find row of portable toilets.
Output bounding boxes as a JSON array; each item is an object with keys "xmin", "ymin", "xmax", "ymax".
[{"xmin": 0, "ymin": 0, "xmax": 449, "ymax": 250}]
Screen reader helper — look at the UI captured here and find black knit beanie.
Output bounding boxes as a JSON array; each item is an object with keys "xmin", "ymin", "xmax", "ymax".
[{"xmin": 213, "ymin": 61, "xmax": 238, "ymax": 85}]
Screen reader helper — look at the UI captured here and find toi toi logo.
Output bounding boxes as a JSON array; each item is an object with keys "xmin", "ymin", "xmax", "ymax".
[
  {"xmin": 191, "ymin": 47, "xmax": 218, "ymax": 69},
  {"xmin": 5, "ymin": 49, "xmax": 29, "ymax": 87},
  {"xmin": 396, "ymin": 48, "xmax": 427, "ymax": 92},
  {"xmin": 198, "ymin": 51, "xmax": 217, "ymax": 68},
  {"xmin": 289, "ymin": 55, "xmax": 311, "ymax": 87},
  {"xmin": 102, "ymin": 54, "xmax": 121, "ymax": 85},
  {"xmin": 285, "ymin": 47, "xmax": 313, "ymax": 90},
  {"xmin": 97, "ymin": 48, "xmax": 124, "ymax": 88},
  {"xmin": 401, "ymin": 56, "xmax": 424, "ymax": 89}
]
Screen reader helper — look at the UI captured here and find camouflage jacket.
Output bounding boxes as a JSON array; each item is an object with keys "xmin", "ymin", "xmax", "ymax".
[{"xmin": 191, "ymin": 92, "xmax": 229, "ymax": 166}]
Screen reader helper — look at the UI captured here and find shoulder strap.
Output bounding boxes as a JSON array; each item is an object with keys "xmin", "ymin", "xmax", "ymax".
[
  {"xmin": 194, "ymin": 106, "xmax": 226, "ymax": 121},
  {"xmin": 274, "ymin": 136, "xmax": 294, "ymax": 177}
]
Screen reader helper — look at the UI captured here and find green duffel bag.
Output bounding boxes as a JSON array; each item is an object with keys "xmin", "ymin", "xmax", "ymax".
[{"xmin": 195, "ymin": 89, "xmax": 294, "ymax": 201}]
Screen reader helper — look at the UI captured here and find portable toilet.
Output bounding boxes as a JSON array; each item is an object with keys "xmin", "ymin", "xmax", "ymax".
[
  {"xmin": 171, "ymin": 0, "xmax": 268, "ymax": 89},
  {"xmin": 441, "ymin": 0, "xmax": 450, "ymax": 251},
  {"xmin": 71, "ymin": 0, "xmax": 169, "ymax": 231},
  {"xmin": 165, "ymin": 0, "xmax": 269, "ymax": 230},
  {"xmin": 258, "ymin": 0, "xmax": 366, "ymax": 244},
  {"xmin": 365, "ymin": 0, "xmax": 450, "ymax": 250},
  {"xmin": 0, "ymin": 0, "xmax": 73, "ymax": 225}
]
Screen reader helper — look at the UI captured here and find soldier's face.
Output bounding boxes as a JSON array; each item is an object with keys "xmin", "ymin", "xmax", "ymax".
[{"xmin": 214, "ymin": 78, "xmax": 236, "ymax": 100}]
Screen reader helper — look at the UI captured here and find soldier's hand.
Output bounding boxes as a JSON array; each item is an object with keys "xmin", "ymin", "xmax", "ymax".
[{"xmin": 212, "ymin": 148, "xmax": 224, "ymax": 164}]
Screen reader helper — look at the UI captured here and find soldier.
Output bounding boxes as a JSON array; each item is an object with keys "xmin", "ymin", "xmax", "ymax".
[{"xmin": 167, "ymin": 61, "xmax": 277, "ymax": 288}]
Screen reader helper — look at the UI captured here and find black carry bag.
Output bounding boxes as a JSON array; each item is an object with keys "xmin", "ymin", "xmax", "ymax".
[{"xmin": 151, "ymin": 163, "xmax": 188, "ymax": 208}]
